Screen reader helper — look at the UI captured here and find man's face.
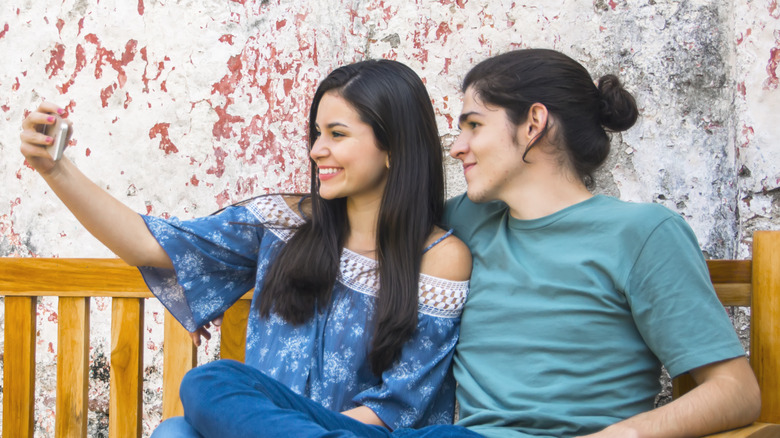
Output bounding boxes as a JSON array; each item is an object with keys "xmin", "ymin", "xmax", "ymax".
[{"xmin": 450, "ymin": 87, "xmax": 527, "ymax": 204}]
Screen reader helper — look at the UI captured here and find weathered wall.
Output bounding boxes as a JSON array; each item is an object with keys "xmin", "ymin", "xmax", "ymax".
[{"xmin": 0, "ymin": 0, "xmax": 778, "ymax": 436}]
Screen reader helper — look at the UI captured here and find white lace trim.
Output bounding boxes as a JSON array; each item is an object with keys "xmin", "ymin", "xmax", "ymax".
[
  {"xmin": 246, "ymin": 195, "xmax": 305, "ymax": 241},
  {"xmin": 247, "ymin": 195, "xmax": 469, "ymax": 318}
]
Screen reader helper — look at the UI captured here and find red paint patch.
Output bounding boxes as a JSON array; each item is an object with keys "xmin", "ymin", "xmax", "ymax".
[
  {"xmin": 444, "ymin": 113, "xmax": 454, "ymax": 129},
  {"xmin": 100, "ymin": 83, "xmax": 117, "ymax": 107},
  {"xmin": 56, "ymin": 19, "xmax": 65, "ymax": 34},
  {"xmin": 45, "ymin": 43, "xmax": 67, "ymax": 78},
  {"xmin": 770, "ymin": 0, "xmax": 780, "ymax": 19},
  {"xmin": 86, "ymin": 148, "xmax": 91, "ymax": 157},
  {"xmin": 436, "ymin": 22, "xmax": 451, "ymax": 43},
  {"xmin": 85, "ymin": 35, "xmax": 138, "ymax": 86},
  {"xmin": 206, "ymin": 146, "xmax": 228, "ymax": 178},
  {"xmin": 65, "ymin": 100, "xmax": 76, "ymax": 115},
  {"xmin": 149, "ymin": 123, "xmax": 179, "ymax": 154},
  {"xmin": 1, "ymin": 105, "xmax": 9, "ymax": 112},
  {"xmin": 0, "ymin": 23, "xmax": 10, "ymax": 39},
  {"xmin": 138, "ymin": 0, "xmax": 145, "ymax": 15},
  {"xmin": 58, "ymin": 44, "xmax": 88, "ymax": 94},
  {"xmin": 764, "ymin": 46, "xmax": 780, "ymax": 90},
  {"xmin": 190, "ymin": 175, "xmax": 200, "ymax": 186},
  {"xmin": 219, "ymin": 34, "xmax": 234, "ymax": 44},
  {"xmin": 215, "ymin": 189, "xmax": 231, "ymax": 209},
  {"xmin": 737, "ymin": 81, "xmax": 746, "ymax": 96},
  {"xmin": 608, "ymin": 0, "xmax": 618, "ymax": 10},
  {"xmin": 276, "ymin": 19, "xmax": 286, "ymax": 30}
]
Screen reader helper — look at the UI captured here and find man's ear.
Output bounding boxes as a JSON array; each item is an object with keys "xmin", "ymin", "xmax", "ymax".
[
  {"xmin": 515, "ymin": 102, "xmax": 549, "ymax": 148},
  {"xmin": 525, "ymin": 103, "xmax": 549, "ymax": 141}
]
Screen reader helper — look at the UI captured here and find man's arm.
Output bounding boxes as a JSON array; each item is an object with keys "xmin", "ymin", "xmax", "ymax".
[{"xmin": 577, "ymin": 356, "xmax": 760, "ymax": 438}]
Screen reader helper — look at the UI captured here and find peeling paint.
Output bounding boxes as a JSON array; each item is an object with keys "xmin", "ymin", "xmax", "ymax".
[{"xmin": 2, "ymin": 1, "xmax": 779, "ymax": 435}]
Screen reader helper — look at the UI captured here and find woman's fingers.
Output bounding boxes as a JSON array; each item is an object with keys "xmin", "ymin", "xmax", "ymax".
[{"xmin": 188, "ymin": 325, "xmax": 214, "ymax": 347}]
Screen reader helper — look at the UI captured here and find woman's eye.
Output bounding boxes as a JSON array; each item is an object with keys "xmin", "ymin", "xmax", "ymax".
[
  {"xmin": 331, "ymin": 131, "xmax": 345, "ymax": 138},
  {"xmin": 469, "ymin": 122, "xmax": 480, "ymax": 129}
]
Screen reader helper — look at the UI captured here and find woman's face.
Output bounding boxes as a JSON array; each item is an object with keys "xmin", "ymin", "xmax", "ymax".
[{"xmin": 310, "ymin": 91, "xmax": 389, "ymax": 204}]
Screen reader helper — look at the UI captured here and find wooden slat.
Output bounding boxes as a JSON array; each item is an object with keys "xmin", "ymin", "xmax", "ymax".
[
  {"xmin": 712, "ymin": 283, "xmax": 751, "ymax": 307},
  {"xmin": 707, "ymin": 260, "xmax": 752, "ymax": 284},
  {"xmin": 162, "ymin": 310, "xmax": 197, "ymax": 419},
  {"xmin": 221, "ymin": 299, "xmax": 252, "ymax": 362},
  {"xmin": 0, "ymin": 258, "xmax": 149, "ymax": 295},
  {"xmin": 109, "ymin": 298, "xmax": 144, "ymax": 438},
  {"xmin": 55, "ymin": 297, "xmax": 90, "ymax": 437},
  {"xmin": 2, "ymin": 297, "xmax": 37, "ymax": 438},
  {"xmin": 751, "ymin": 231, "xmax": 780, "ymax": 423},
  {"xmin": 705, "ymin": 422, "xmax": 780, "ymax": 437}
]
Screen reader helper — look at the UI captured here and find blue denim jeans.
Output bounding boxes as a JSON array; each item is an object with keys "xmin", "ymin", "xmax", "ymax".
[{"xmin": 150, "ymin": 359, "xmax": 482, "ymax": 438}]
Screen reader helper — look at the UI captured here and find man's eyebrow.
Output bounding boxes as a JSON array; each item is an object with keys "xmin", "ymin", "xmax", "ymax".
[{"xmin": 458, "ymin": 111, "xmax": 480, "ymax": 125}]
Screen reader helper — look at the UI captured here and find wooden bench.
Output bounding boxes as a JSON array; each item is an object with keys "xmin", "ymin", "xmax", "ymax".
[{"xmin": 1, "ymin": 231, "xmax": 778, "ymax": 437}]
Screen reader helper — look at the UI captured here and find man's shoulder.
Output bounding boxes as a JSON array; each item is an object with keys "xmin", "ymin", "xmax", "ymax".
[{"xmin": 444, "ymin": 193, "xmax": 508, "ymax": 229}]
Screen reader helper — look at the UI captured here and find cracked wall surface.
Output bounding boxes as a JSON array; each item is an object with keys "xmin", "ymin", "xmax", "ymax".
[{"xmin": 1, "ymin": 0, "xmax": 778, "ymax": 436}]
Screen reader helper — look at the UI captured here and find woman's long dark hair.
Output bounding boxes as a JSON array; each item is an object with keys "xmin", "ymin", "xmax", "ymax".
[
  {"xmin": 463, "ymin": 49, "xmax": 638, "ymax": 185},
  {"xmin": 259, "ymin": 59, "xmax": 444, "ymax": 375}
]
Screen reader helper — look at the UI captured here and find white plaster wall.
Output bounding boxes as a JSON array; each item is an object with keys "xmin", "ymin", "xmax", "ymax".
[{"xmin": 0, "ymin": 0, "xmax": 778, "ymax": 436}]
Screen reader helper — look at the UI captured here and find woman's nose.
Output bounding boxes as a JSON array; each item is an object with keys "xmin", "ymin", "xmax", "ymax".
[{"xmin": 310, "ymin": 137, "xmax": 329, "ymax": 161}]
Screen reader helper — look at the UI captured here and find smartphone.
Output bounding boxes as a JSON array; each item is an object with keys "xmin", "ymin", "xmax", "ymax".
[{"xmin": 37, "ymin": 116, "xmax": 70, "ymax": 161}]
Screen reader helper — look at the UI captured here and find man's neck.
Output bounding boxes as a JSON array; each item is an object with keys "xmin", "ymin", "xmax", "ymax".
[{"xmin": 502, "ymin": 166, "xmax": 593, "ymax": 221}]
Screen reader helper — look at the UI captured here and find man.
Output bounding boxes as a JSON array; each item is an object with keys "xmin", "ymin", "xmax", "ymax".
[{"xmin": 441, "ymin": 48, "xmax": 760, "ymax": 438}]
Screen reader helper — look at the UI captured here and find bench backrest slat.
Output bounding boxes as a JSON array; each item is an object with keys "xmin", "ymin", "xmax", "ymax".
[
  {"xmin": 110, "ymin": 297, "xmax": 144, "ymax": 437},
  {"xmin": 2, "ymin": 297, "xmax": 36, "ymax": 438},
  {"xmin": 752, "ymin": 231, "xmax": 779, "ymax": 423},
  {"xmin": 55, "ymin": 297, "xmax": 90, "ymax": 436}
]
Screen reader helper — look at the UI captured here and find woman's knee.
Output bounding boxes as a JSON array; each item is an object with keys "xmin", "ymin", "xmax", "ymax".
[
  {"xmin": 179, "ymin": 359, "xmax": 257, "ymax": 412},
  {"xmin": 150, "ymin": 417, "xmax": 201, "ymax": 438}
]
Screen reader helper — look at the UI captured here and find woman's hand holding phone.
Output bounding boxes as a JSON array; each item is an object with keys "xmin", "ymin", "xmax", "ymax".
[{"xmin": 20, "ymin": 101, "xmax": 73, "ymax": 175}]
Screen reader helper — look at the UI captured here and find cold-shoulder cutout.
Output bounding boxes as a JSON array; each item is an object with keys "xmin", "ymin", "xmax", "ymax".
[
  {"xmin": 280, "ymin": 193, "xmax": 312, "ymax": 218},
  {"xmin": 420, "ymin": 226, "xmax": 472, "ymax": 282}
]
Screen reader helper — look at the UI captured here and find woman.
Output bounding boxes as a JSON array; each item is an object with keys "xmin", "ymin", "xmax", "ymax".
[{"xmin": 20, "ymin": 59, "xmax": 471, "ymax": 437}]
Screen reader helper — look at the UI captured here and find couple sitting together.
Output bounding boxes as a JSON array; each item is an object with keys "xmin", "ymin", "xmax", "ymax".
[{"xmin": 21, "ymin": 49, "xmax": 760, "ymax": 437}]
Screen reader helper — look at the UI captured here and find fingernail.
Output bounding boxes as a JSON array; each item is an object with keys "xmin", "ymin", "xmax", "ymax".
[
  {"xmin": 57, "ymin": 108, "xmax": 65, "ymax": 115},
  {"xmin": 46, "ymin": 136, "xmax": 53, "ymax": 143},
  {"xmin": 47, "ymin": 116, "xmax": 55, "ymax": 122}
]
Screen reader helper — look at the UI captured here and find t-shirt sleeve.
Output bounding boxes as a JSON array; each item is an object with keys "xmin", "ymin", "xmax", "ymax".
[
  {"xmin": 352, "ymin": 279, "xmax": 468, "ymax": 430},
  {"xmin": 138, "ymin": 205, "xmax": 263, "ymax": 332},
  {"xmin": 625, "ymin": 214, "xmax": 746, "ymax": 378}
]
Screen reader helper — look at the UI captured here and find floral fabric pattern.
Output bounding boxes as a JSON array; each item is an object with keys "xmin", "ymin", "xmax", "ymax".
[{"xmin": 138, "ymin": 195, "xmax": 469, "ymax": 429}]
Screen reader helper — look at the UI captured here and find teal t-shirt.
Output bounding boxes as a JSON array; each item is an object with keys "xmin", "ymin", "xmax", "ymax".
[{"xmin": 444, "ymin": 194, "xmax": 745, "ymax": 438}]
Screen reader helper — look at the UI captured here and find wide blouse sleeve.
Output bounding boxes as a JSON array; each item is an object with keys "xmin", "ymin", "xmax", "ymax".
[
  {"xmin": 352, "ymin": 275, "xmax": 469, "ymax": 430},
  {"xmin": 625, "ymin": 214, "xmax": 746, "ymax": 378},
  {"xmin": 138, "ymin": 205, "xmax": 264, "ymax": 332}
]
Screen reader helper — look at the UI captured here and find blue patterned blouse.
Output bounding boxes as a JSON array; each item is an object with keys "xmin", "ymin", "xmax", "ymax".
[{"xmin": 138, "ymin": 195, "xmax": 469, "ymax": 429}]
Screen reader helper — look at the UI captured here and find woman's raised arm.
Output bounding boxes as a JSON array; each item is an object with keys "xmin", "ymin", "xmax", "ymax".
[{"xmin": 20, "ymin": 101, "xmax": 172, "ymax": 268}]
